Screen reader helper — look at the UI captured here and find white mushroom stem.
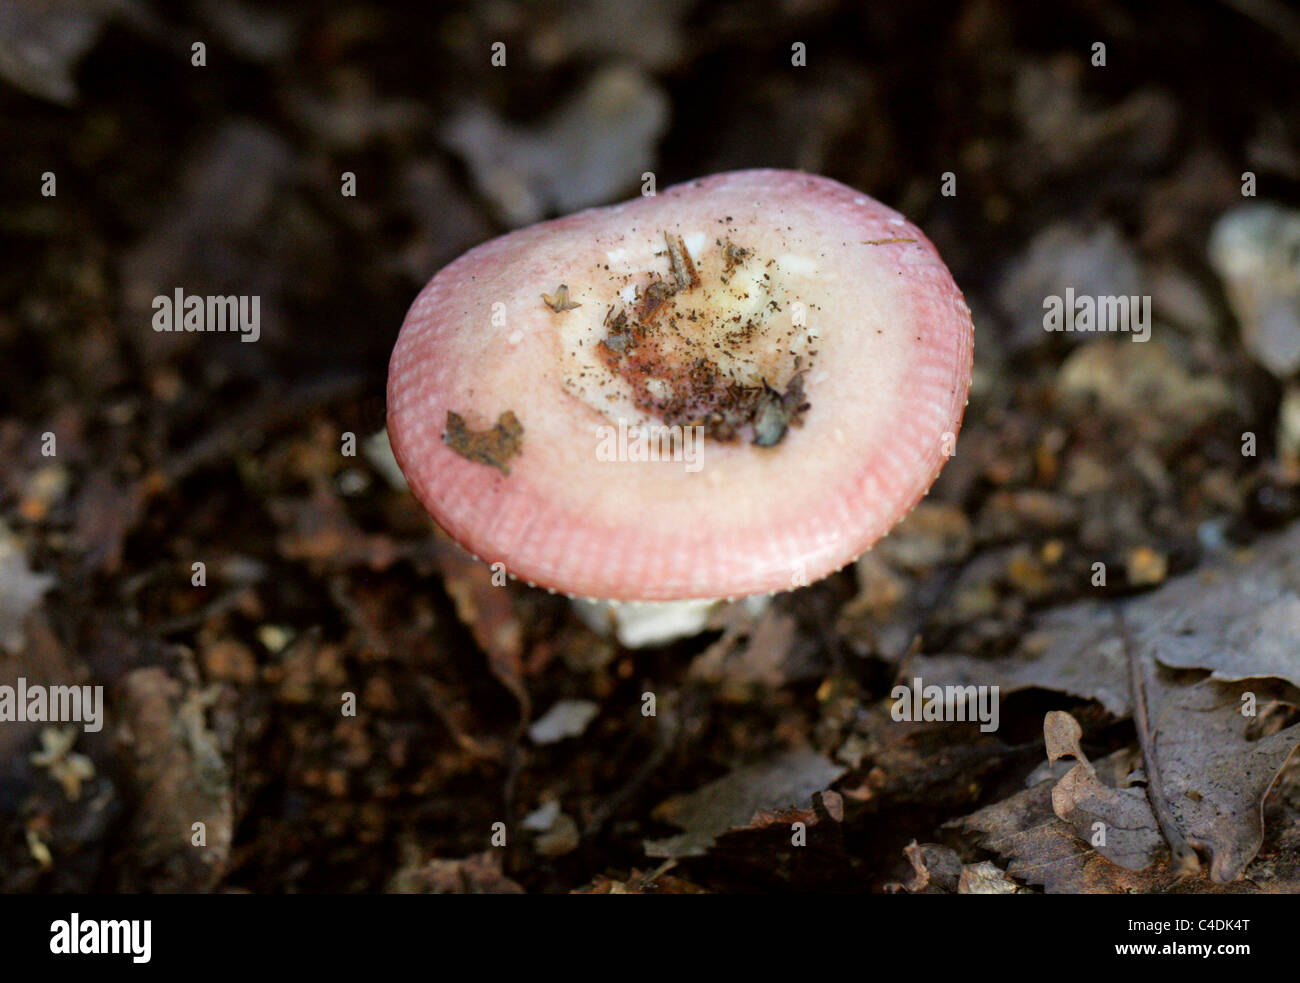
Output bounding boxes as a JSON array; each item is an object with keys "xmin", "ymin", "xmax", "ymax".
[{"xmin": 571, "ymin": 595, "xmax": 771, "ymax": 648}]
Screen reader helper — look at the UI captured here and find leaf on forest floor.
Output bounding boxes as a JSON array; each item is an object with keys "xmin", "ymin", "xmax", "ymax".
[
  {"xmin": 1044, "ymin": 710, "xmax": 1165, "ymax": 871},
  {"xmin": 955, "ymin": 686, "xmax": 1300, "ymax": 888},
  {"xmin": 910, "ymin": 520, "xmax": 1300, "ymax": 714},
  {"xmin": 644, "ymin": 749, "xmax": 845, "ymax": 858}
]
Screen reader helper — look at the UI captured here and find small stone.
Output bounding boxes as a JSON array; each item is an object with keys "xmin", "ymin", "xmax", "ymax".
[
  {"xmin": 950, "ymin": 555, "xmax": 1003, "ymax": 621},
  {"xmin": 522, "ymin": 800, "xmax": 562, "ymax": 832},
  {"xmin": 1057, "ymin": 340, "xmax": 1231, "ymax": 443},
  {"xmin": 1006, "ymin": 547, "xmax": 1053, "ymax": 598},
  {"xmin": 336, "ymin": 467, "xmax": 370, "ymax": 496},
  {"xmin": 1209, "ymin": 203, "xmax": 1300, "ymax": 378},
  {"xmin": 528, "ymin": 699, "xmax": 600, "ymax": 745},
  {"xmin": 1127, "ymin": 547, "xmax": 1168, "ymax": 587},
  {"xmin": 1147, "ymin": 260, "xmax": 1218, "ymax": 336},
  {"xmin": 1062, "ymin": 451, "xmax": 1114, "ymax": 496},
  {"xmin": 256, "ymin": 624, "xmax": 292, "ymax": 654},
  {"xmin": 997, "ymin": 221, "xmax": 1141, "ymax": 349}
]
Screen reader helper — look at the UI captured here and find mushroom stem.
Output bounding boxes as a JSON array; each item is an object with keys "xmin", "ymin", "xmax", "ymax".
[{"xmin": 571, "ymin": 595, "xmax": 770, "ymax": 648}]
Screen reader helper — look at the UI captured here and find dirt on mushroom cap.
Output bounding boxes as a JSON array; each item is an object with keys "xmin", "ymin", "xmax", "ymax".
[
  {"xmin": 590, "ymin": 232, "xmax": 812, "ymax": 447},
  {"xmin": 443, "ymin": 410, "xmax": 524, "ymax": 475}
]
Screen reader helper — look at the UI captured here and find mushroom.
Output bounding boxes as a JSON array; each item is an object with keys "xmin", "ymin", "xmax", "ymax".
[{"xmin": 387, "ymin": 170, "xmax": 973, "ymax": 644}]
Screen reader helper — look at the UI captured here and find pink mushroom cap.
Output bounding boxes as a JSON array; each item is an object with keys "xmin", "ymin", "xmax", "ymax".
[{"xmin": 387, "ymin": 169, "xmax": 973, "ymax": 601}]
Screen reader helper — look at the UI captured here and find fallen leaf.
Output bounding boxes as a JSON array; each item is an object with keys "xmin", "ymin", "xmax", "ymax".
[
  {"xmin": 958, "ymin": 860, "xmax": 1020, "ymax": 893},
  {"xmin": 952, "ymin": 764, "xmax": 1175, "ymax": 894},
  {"xmin": 897, "ymin": 841, "xmax": 963, "ymax": 893},
  {"xmin": 1044, "ymin": 710, "xmax": 1165, "ymax": 871},
  {"xmin": 644, "ymin": 749, "xmax": 846, "ymax": 858},
  {"xmin": 910, "ymin": 519, "xmax": 1300, "ymax": 712},
  {"xmin": 1144, "ymin": 676, "xmax": 1300, "ymax": 882}
]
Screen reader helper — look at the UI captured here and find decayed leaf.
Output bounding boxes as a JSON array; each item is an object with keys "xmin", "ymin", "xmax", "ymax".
[
  {"xmin": 903, "ymin": 522, "xmax": 1300, "ymax": 883},
  {"xmin": 1129, "ymin": 524, "xmax": 1300, "ymax": 688},
  {"xmin": 956, "ymin": 761, "xmax": 1300, "ymax": 895},
  {"xmin": 528, "ymin": 699, "xmax": 599, "ymax": 745},
  {"xmin": 1145, "ymin": 677, "xmax": 1300, "ymax": 882},
  {"xmin": 952, "ymin": 759, "xmax": 1180, "ymax": 894},
  {"xmin": 911, "ymin": 520, "xmax": 1300, "ymax": 712},
  {"xmin": 644, "ymin": 749, "xmax": 846, "ymax": 858},
  {"xmin": 1044, "ymin": 711, "xmax": 1165, "ymax": 871},
  {"xmin": 908, "ymin": 602, "xmax": 1131, "ymax": 715},
  {"xmin": 270, "ymin": 480, "xmax": 405, "ymax": 570},
  {"xmin": 897, "ymin": 841, "xmax": 964, "ymax": 893},
  {"xmin": 442, "ymin": 66, "xmax": 669, "ymax": 227},
  {"xmin": 0, "ymin": 0, "xmax": 144, "ymax": 105},
  {"xmin": 958, "ymin": 860, "xmax": 1020, "ymax": 894},
  {"xmin": 1041, "ymin": 671, "xmax": 1300, "ymax": 883},
  {"xmin": 967, "ymin": 691, "xmax": 1300, "ymax": 888}
]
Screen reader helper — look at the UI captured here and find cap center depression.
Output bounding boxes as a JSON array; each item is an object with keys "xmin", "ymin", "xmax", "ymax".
[{"xmin": 555, "ymin": 228, "xmax": 819, "ymax": 448}]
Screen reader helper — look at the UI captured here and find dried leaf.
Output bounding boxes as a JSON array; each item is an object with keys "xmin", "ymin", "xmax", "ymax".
[
  {"xmin": 1045, "ymin": 711, "xmax": 1164, "ymax": 871},
  {"xmin": 644, "ymin": 749, "xmax": 845, "ymax": 858},
  {"xmin": 1146, "ymin": 677, "xmax": 1300, "ymax": 882},
  {"xmin": 967, "ymin": 692, "xmax": 1300, "ymax": 888},
  {"xmin": 441, "ymin": 66, "xmax": 669, "ymax": 227},
  {"xmin": 958, "ymin": 860, "xmax": 1020, "ymax": 893},
  {"xmin": 443, "ymin": 410, "xmax": 523, "ymax": 475},
  {"xmin": 898, "ymin": 841, "xmax": 963, "ymax": 893},
  {"xmin": 910, "ymin": 519, "xmax": 1300, "ymax": 714},
  {"xmin": 687, "ymin": 607, "xmax": 802, "ymax": 695},
  {"xmin": 952, "ymin": 759, "xmax": 1178, "ymax": 894},
  {"xmin": 1131, "ymin": 525, "xmax": 1300, "ymax": 687}
]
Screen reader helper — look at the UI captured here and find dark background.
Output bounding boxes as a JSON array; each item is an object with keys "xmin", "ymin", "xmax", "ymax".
[{"xmin": 2, "ymin": 0, "xmax": 1299, "ymax": 893}]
